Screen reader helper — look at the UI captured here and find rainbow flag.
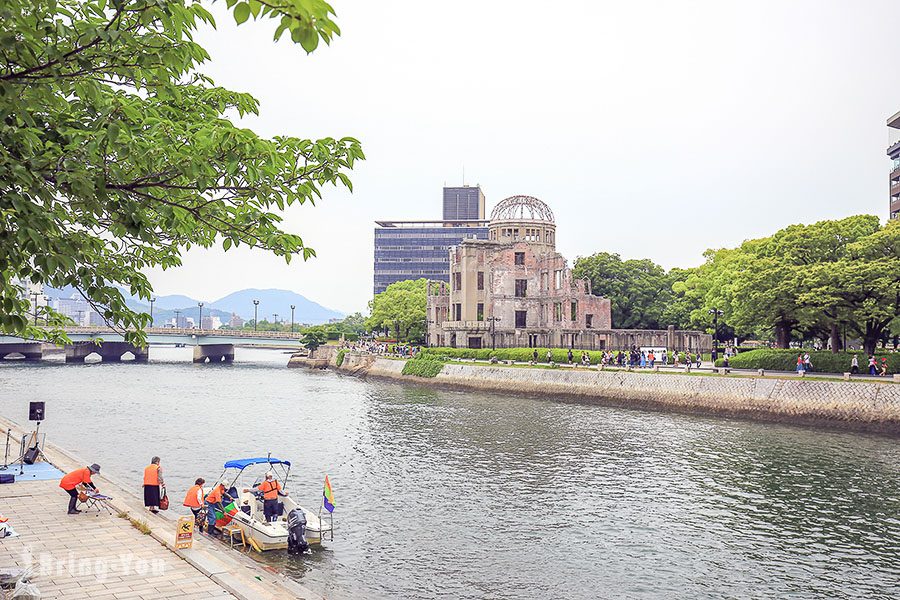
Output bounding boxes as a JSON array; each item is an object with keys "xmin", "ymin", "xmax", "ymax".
[
  {"xmin": 323, "ymin": 475, "xmax": 335, "ymax": 513},
  {"xmin": 214, "ymin": 501, "xmax": 238, "ymax": 527}
]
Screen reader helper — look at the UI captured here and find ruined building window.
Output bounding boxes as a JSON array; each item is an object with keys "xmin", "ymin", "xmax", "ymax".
[
  {"xmin": 554, "ymin": 302, "xmax": 563, "ymax": 321},
  {"xmin": 586, "ymin": 314, "xmax": 593, "ymax": 329},
  {"xmin": 571, "ymin": 300, "xmax": 577, "ymax": 321},
  {"xmin": 453, "ymin": 272, "xmax": 461, "ymax": 291},
  {"xmin": 515, "ymin": 310, "xmax": 527, "ymax": 328},
  {"xmin": 477, "ymin": 303, "xmax": 484, "ymax": 321},
  {"xmin": 514, "ymin": 252, "xmax": 525, "ymax": 266},
  {"xmin": 453, "ymin": 303, "xmax": 461, "ymax": 321},
  {"xmin": 477, "ymin": 271, "xmax": 484, "ymax": 290},
  {"xmin": 515, "ymin": 279, "xmax": 527, "ymax": 298},
  {"xmin": 554, "ymin": 270, "xmax": 563, "ymax": 289},
  {"xmin": 540, "ymin": 271, "xmax": 548, "ymax": 290}
]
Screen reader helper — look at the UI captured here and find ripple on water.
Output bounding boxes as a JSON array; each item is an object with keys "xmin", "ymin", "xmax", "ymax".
[{"xmin": 0, "ymin": 348, "xmax": 898, "ymax": 599}]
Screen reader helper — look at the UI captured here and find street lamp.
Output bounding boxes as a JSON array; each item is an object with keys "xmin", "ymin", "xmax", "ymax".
[
  {"xmin": 42, "ymin": 295, "xmax": 49, "ymax": 325},
  {"xmin": 30, "ymin": 292, "xmax": 39, "ymax": 325},
  {"xmin": 198, "ymin": 302, "xmax": 204, "ymax": 330},
  {"xmin": 273, "ymin": 313, "xmax": 279, "ymax": 330},
  {"xmin": 487, "ymin": 316, "xmax": 501, "ymax": 350},
  {"xmin": 253, "ymin": 299, "xmax": 260, "ymax": 331},
  {"xmin": 149, "ymin": 297, "xmax": 156, "ymax": 327},
  {"xmin": 708, "ymin": 308, "xmax": 724, "ymax": 361},
  {"xmin": 174, "ymin": 310, "xmax": 181, "ymax": 329},
  {"xmin": 290, "ymin": 305, "xmax": 295, "ymax": 334}
]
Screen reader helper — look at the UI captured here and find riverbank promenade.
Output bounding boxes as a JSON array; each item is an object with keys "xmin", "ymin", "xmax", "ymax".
[{"xmin": 0, "ymin": 416, "xmax": 317, "ymax": 600}]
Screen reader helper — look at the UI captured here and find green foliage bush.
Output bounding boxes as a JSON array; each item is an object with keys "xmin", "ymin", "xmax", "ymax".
[
  {"xmin": 715, "ymin": 349, "xmax": 900, "ymax": 373},
  {"xmin": 421, "ymin": 347, "xmax": 606, "ymax": 364},
  {"xmin": 335, "ymin": 349, "xmax": 346, "ymax": 367},
  {"xmin": 402, "ymin": 356, "xmax": 445, "ymax": 378}
]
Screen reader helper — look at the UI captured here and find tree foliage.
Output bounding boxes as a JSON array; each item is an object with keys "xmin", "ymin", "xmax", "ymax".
[
  {"xmin": 300, "ymin": 328, "xmax": 326, "ymax": 351},
  {"xmin": 366, "ymin": 278, "xmax": 427, "ymax": 341},
  {"xmin": 0, "ymin": 0, "xmax": 363, "ymax": 345},
  {"xmin": 573, "ymin": 252, "xmax": 681, "ymax": 329}
]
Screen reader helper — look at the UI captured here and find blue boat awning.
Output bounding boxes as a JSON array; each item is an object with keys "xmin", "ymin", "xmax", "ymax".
[{"xmin": 224, "ymin": 457, "xmax": 291, "ymax": 469}]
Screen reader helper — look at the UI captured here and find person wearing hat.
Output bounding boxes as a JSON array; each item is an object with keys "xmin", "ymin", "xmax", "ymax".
[
  {"xmin": 59, "ymin": 463, "xmax": 100, "ymax": 514},
  {"xmin": 245, "ymin": 472, "xmax": 288, "ymax": 522}
]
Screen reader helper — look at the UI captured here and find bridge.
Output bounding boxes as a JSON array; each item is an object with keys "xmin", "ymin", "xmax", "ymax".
[{"xmin": 0, "ymin": 327, "xmax": 307, "ymax": 364}]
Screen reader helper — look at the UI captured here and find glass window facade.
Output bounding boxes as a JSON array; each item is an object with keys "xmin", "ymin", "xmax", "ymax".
[
  {"xmin": 373, "ymin": 225, "xmax": 489, "ymax": 294},
  {"xmin": 442, "ymin": 187, "xmax": 484, "ymax": 220}
]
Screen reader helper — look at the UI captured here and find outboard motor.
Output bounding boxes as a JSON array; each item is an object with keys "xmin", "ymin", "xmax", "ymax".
[{"xmin": 287, "ymin": 508, "xmax": 309, "ymax": 555}]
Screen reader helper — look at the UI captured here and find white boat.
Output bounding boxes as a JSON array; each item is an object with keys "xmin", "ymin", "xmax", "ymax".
[{"xmin": 211, "ymin": 456, "xmax": 333, "ymax": 552}]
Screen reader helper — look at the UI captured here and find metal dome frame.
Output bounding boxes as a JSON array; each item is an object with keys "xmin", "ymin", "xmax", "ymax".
[{"xmin": 490, "ymin": 195, "xmax": 555, "ymax": 223}]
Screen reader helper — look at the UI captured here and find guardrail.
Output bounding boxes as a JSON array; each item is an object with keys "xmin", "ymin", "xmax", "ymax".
[{"xmin": 58, "ymin": 327, "xmax": 304, "ymax": 339}]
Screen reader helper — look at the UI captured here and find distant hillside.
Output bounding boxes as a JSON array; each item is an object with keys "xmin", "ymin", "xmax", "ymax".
[
  {"xmin": 41, "ymin": 285, "xmax": 343, "ymax": 326},
  {"xmin": 210, "ymin": 288, "xmax": 344, "ymax": 324}
]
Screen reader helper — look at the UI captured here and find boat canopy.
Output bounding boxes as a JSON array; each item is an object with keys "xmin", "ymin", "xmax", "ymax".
[{"xmin": 224, "ymin": 457, "xmax": 291, "ymax": 469}]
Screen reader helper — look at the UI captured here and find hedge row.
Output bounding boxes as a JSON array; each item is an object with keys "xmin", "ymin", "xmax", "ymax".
[
  {"xmin": 419, "ymin": 347, "xmax": 705, "ymax": 365},
  {"xmin": 715, "ymin": 349, "xmax": 900, "ymax": 373},
  {"xmin": 401, "ymin": 356, "xmax": 445, "ymax": 378}
]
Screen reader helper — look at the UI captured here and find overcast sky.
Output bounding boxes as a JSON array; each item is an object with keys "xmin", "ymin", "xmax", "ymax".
[{"xmin": 144, "ymin": 0, "xmax": 900, "ymax": 314}]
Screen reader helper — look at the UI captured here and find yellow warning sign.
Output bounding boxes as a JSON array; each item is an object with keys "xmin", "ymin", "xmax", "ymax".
[{"xmin": 175, "ymin": 516, "xmax": 194, "ymax": 549}]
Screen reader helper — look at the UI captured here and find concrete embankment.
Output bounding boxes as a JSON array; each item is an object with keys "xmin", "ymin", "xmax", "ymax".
[{"xmin": 294, "ymin": 349, "xmax": 900, "ymax": 434}]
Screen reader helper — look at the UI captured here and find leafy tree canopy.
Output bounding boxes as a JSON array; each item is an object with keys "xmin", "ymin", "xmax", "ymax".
[
  {"xmin": 366, "ymin": 278, "xmax": 427, "ymax": 341},
  {"xmin": 1, "ymin": 0, "xmax": 363, "ymax": 346}
]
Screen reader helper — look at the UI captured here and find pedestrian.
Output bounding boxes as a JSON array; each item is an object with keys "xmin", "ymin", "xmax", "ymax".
[
  {"xmin": 546, "ymin": 349, "xmax": 553, "ymax": 363},
  {"xmin": 695, "ymin": 353, "xmax": 702, "ymax": 368},
  {"xmin": 567, "ymin": 349, "xmax": 574, "ymax": 364},
  {"xmin": 880, "ymin": 358, "xmax": 888, "ymax": 377},
  {"xmin": 532, "ymin": 349, "xmax": 538, "ymax": 363},
  {"xmin": 143, "ymin": 456, "xmax": 165, "ymax": 514},
  {"xmin": 673, "ymin": 351, "xmax": 680, "ymax": 367},
  {"xmin": 639, "ymin": 351, "xmax": 646, "ymax": 368},
  {"xmin": 850, "ymin": 355, "xmax": 859, "ymax": 374},
  {"xmin": 648, "ymin": 350, "xmax": 655, "ymax": 368},
  {"xmin": 797, "ymin": 353, "xmax": 805, "ymax": 372},
  {"xmin": 581, "ymin": 352, "xmax": 589, "ymax": 366},
  {"xmin": 246, "ymin": 472, "xmax": 289, "ymax": 522},
  {"xmin": 205, "ymin": 483, "xmax": 230, "ymax": 536},
  {"xmin": 868, "ymin": 355, "xmax": 877, "ymax": 376},
  {"xmin": 59, "ymin": 463, "xmax": 100, "ymax": 514},
  {"xmin": 183, "ymin": 478, "xmax": 206, "ymax": 532},
  {"xmin": 662, "ymin": 349, "xmax": 668, "ymax": 365},
  {"xmin": 803, "ymin": 352, "xmax": 812, "ymax": 373}
]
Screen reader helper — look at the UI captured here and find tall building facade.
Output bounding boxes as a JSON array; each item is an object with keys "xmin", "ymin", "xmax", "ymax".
[
  {"xmin": 442, "ymin": 185, "xmax": 485, "ymax": 220},
  {"xmin": 427, "ymin": 195, "xmax": 711, "ymax": 351},
  {"xmin": 888, "ymin": 110, "xmax": 900, "ymax": 220},
  {"xmin": 373, "ymin": 186, "xmax": 488, "ymax": 295}
]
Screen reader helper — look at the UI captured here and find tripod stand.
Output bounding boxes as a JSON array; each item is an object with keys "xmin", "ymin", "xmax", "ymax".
[{"xmin": 4, "ymin": 422, "xmax": 47, "ymax": 476}]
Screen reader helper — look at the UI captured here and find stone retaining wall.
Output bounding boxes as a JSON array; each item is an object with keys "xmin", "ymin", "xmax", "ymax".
[{"xmin": 321, "ymin": 350, "xmax": 900, "ymax": 433}]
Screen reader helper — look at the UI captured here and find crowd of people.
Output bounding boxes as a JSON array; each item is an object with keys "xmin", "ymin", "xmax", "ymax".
[{"xmin": 59, "ymin": 457, "xmax": 287, "ymax": 536}]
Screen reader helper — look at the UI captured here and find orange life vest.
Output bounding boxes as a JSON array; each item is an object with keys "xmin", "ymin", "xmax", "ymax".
[
  {"xmin": 258, "ymin": 480, "xmax": 281, "ymax": 501},
  {"xmin": 59, "ymin": 467, "xmax": 92, "ymax": 490},
  {"xmin": 206, "ymin": 486, "xmax": 224, "ymax": 504},
  {"xmin": 183, "ymin": 484, "xmax": 204, "ymax": 508},
  {"xmin": 143, "ymin": 464, "xmax": 160, "ymax": 486}
]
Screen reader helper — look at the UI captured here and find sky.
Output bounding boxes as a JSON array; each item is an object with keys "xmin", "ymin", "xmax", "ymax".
[{"xmin": 144, "ymin": 0, "xmax": 900, "ymax": 314}]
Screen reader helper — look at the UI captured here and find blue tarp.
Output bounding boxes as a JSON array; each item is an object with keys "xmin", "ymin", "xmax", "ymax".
[{"xmin": 223, "ymin": 457, "xmax": 290, "ymax": 469}]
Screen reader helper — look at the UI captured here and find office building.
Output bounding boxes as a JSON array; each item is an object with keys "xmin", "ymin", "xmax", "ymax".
[
  {"xmin": 442, "ymin": 185, "xmax": 485, "ymax": 220},
  {"xmin": 373, "ymin": 186, "xmax": 488, "ymax": 295},
  {"xmin": 888, "ymin": 110, "xmax": 900, "ymax": 220}
]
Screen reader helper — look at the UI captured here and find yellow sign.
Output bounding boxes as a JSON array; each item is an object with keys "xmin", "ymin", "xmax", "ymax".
[{"xmin": 175, "ymin": 516, "xmax": 194, "ymax": 549}]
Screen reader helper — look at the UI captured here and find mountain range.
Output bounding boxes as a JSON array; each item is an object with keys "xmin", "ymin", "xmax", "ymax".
[{"xmin": 43, "ymin": 285, "xmax": 344, "ymax": 326}]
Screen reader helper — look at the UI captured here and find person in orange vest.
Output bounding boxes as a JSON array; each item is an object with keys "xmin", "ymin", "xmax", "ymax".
[
  {"xmin": 183, "ymin": 477, "xmax": 206, "ymax": 532},
  {"xmin": 59, "ymin": 463, "xmax": 100, "ymax": 514},
  {"xmin": 246, "ymin": 472, "xmax": 289, "ymax": 522},
  {"xmin": 143, "ymin": 456, "xmax": 165, "ymax": 513},
  {"xmin": 205, "ymin": 483, "xmax": 233, "ymax": 535}
]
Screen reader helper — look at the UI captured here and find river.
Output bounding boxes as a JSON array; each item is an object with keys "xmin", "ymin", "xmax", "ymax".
[{"xmin": 1, "ymin": 347, "xmax": 898, "ymax": 599}]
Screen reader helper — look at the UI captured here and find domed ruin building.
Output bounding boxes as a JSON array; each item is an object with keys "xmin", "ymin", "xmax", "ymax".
[{"xmin": 427, "ymin": 195, "xmax": 710, "ymax": 351}]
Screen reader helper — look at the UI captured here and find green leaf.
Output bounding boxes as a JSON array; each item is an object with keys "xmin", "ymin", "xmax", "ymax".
[{"xmin": 234, "ymin": 2, "xmax": 251, "ymax": 25}]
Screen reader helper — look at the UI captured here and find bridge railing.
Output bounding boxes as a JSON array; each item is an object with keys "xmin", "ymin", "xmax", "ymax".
[{"xmin": 59, "ymin": 327, "xmax": 304, "ymax": 339}]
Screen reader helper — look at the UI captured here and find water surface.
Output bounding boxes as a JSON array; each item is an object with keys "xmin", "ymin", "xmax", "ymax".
[{"xmin": 1, "ymin": 348, "xmax": 898, "ymax": 599}]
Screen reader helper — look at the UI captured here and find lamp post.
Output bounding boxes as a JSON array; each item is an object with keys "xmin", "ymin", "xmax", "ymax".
[
  {"xmin": 253, "ymin": 299, "xmax": 260, "ymax": 331},
  {"xmin": 708, "ymin": 308, "xmax": 724, "ymax": 361},
  {"xmin": 290, "ymin": 305, "xmax": 295, "ymax": 334},
  {"xmin": 174, "ymin": 310, "xmax": 181, "ymax": 329},
  {"xmin": 198, "ymin": 302, "xmax": 204, "ymax": 331},
  {"xmin": 273, "ymin": 313, "xmax": 279, "ymax": 330},
  {"xmin": 42, "ymin": 295, "xmax": 49, "ymax": 325},
  {"xmin": 149, "ymin": 297, "xmax": 156, "ymax": 327},
  {"xmin": 487, "ymin": 316, "xmax": 501, "ymax": 350},
  {"xmin": 30, "ymin": 292, "xmax": 39, "ymax": 325}
]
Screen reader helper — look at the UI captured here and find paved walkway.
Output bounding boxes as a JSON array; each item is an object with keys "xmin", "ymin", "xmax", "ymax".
[
  {"xmin": 0, "ymin": 416, "xmax": 318, "ymax": 600},
  {"xmin": 0, "ymin": 480, "xmax": 234, "ymax": 599}
]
